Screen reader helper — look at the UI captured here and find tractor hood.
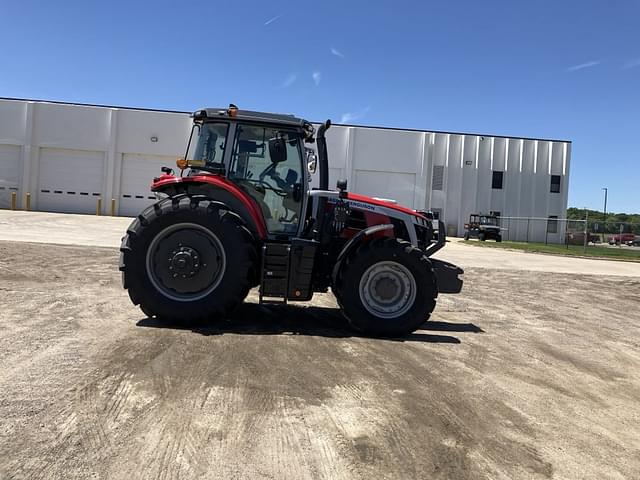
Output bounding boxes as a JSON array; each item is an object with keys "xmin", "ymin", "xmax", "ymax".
[{"xmin": 345, "ymin": 192, "xmax": 426, "ymax": 219}]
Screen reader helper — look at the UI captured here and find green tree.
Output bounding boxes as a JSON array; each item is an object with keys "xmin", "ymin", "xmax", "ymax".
[{"xmin": 567, "ymin": 208, "xmax": 640, "ymax": 235}]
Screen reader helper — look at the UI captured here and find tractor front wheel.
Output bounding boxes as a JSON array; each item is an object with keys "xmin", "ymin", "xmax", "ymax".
[
  {"xmin": 335, "ymin": 238, "xmax": 437, "ymax": 337},
  {"xmin": 120, "ymin": 195, "xmax": 256, "ymax": 323}
]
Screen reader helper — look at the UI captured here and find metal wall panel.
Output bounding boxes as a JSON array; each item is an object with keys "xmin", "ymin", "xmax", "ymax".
[
  {"xmin": 428, "ymin": 134, "xmax": 448, "ymax": 218},
  {"xmin": 475, "ymin": 136, "xmax": 492, "ymax": 216},
  {"xmin": 350, "ymin": 128, "xmax": 422, "ymax": 174},
  {"xmin": 0, "ymin": 101, "xmax": 27, "ymax": 144},
  {"xmin": 117, "ymin": 110, "xmax": 190, "ymax": 157},
  {"xmin": 353, "ymin": 170, "xmax": 416, "ymax": 208},
  {"xmin": 0, "ymin": 144, "xmax": 21, "ymax": 208},
  {"xmin": 460, "ymin": 136, "xmax": 479, "ymax": 233},
  {"xmin": 119, "ymin": 153, "xmax": 175, "ymax": 216},
  {"xmin": 533, "ymin": 141, "xmax": 551, "ymax": 218},
  {"xmin": 33, "ymin": 103, "xmax": 110, "ymax": 151},
  {"xmin": 520, "ymin": 140, "xmax": 537, "ymax": 240},
  {"xmin": 444, "ymin": 135, "xmax": 463, "ymax": 236}
]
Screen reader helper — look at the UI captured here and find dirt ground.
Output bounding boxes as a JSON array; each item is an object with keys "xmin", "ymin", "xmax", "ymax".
[{"xmin": 0, "ymin": 240, "xmax": 639, "ymax": 480}]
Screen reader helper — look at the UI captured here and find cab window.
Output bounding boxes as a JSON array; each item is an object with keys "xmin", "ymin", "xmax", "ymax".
[
  {"xmin": 188, "ymin": 122, "xmax": 229, "ymax": 169},
  {"xmin": 229, "ymin": 124, "xmax": 303, "ymax": 235}
]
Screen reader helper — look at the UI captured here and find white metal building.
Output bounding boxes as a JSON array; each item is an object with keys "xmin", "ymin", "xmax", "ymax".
[{"xmin": 0, "ymin": 98, "xmax": 571, "ymax": 241}]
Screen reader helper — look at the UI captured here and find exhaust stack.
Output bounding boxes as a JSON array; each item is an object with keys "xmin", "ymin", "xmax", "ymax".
[
  {"xmin": 316, "ymin": 120, "xmax": 331, "ymax": 191},
  {"xmin": 314, "ymin": 119, "xmax": 332, "ymax": 241}
]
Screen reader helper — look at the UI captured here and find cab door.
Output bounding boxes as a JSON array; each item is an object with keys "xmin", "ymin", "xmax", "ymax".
[{"xmin": 228, "ymin": 124, "xmax": 304, "ymax": 236}]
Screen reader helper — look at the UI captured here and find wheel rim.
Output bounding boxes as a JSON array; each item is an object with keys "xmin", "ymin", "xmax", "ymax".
[
  {"xmin": 145, "ymin": 223, "xmax": 226, "ymax": 302},
  {"xmin": 358, "ymin": 261, "xmax": 417, "ymax": 319}
]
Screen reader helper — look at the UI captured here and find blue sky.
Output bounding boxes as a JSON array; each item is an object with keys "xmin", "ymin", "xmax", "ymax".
[{"xmin": 1, "ymin": 0, "xmax": 638, "ymax": 213}]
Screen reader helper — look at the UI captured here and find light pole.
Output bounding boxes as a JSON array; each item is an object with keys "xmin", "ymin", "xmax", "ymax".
[{"xmin": 602, "ymin": 187, "xmax": 608, "ymax": 231}]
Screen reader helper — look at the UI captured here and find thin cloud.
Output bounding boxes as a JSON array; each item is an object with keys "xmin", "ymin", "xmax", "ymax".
[
  {"xmin": 330, "ymin": 47, "xmax": 345, "ymax": 59},
  {"xmin": 622, "ymin": 58, "xmax": 640, "ymax": 69},
  {"xmin": 312, "ymin": 71, "xmax": 321, "ymax": 86},
  {"xmin": 566, "ymin": 60, "xmax": 600, "ymax": 72},
  {"xmin": 280, "ymin": 73, "xmax": 297, "ymax": 88},
  {"xmin": 264, "ymin": 13, "xmax": 283, "ymax": 26},
  {"xmin": 340, "ymin": 107, "xmax": 370, "ymax": 124}
]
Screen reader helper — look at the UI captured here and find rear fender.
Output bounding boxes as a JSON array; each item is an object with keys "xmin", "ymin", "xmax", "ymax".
[{"xmin": 153, "ymin": 179, "xmax": 267, "ymax": 239}]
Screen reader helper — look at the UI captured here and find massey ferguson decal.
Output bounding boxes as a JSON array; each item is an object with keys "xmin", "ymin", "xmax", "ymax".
[
  {"xmin": 328, "ymin": 198, "xmax": 377, "ymax": 212},
  {"xmin": 345, "ymin": 200, "xmax": 377, "ymax": 212}
]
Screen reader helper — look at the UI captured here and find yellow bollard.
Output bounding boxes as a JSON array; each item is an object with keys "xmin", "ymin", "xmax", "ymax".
[
  {"xmin": 110, "ymin": 198, "xmax": 116, "ymax": 216},
  {"xmin": 25, "ymin": 193, "xmax": 31, "ymax": 211},
  {"xmin": 96, "ymin": 198, "xmax": 102, "ymax": 216},
  {"xmin": 11, "ymin": 191, "xmax": 17, "ymax": 210}
]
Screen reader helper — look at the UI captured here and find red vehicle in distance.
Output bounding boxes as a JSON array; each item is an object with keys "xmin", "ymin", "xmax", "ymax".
[{"xmin": 608, "ymin": 233, "xmax": 636, "ymax": 245}]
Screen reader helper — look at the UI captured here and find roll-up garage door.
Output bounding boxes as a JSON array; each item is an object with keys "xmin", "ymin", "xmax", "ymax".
[
  {"xmin": 0, "ymin": 145, "xmax": 21, "ymax": 208},
  {"xmin": 119, "ymin": 153, "xmax": 176, "ymax": 217},
  {"xmin": 38, "ymin": 148, "xmax": 105, "ymax": 214}
]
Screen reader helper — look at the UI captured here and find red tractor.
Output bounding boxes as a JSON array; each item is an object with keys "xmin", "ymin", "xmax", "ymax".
[{"xmin": 120, "ymin": 105, "xmax": 463, "ymax": 336}]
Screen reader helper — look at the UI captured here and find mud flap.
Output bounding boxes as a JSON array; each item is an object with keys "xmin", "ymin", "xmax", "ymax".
[{"xmin": 431, "ymin": 259, "xmax": 464, "ymax": 294}]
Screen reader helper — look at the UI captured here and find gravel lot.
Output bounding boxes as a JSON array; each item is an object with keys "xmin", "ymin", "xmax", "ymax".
[{"xmin": 1, "ymin": 237, "xmax": 639, "ymax": 479}]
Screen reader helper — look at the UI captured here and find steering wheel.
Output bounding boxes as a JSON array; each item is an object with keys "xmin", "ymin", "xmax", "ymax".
[
  {"xmin": 242, "ymin": 176, "xmax": 288, "ymax": 197},
  {"xmin": 258, "ymin": 163, "xmax": 276, "ymax": 182},
  {"xmin": 242, "ymin": 163, "xmax": 288, "ymax": 197},
  {"xmin": 256, "ymin": 164, "xmax": 290, "ymax": 194}
]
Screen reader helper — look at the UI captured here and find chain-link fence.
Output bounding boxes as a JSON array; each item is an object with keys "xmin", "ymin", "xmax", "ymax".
[
  {"xmin": 494, "ymin": 216, "xmax": 640, "ymax": 251},
  {"xmin": 496, "ymin": 217, "xmax": 582, "ymax": 245},
  {"xmin": 584, "ymin": 220, "xmax": 640, "ymax": 245}
]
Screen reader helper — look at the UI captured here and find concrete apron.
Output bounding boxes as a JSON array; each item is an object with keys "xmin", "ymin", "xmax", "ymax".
[{"xmin": 1, "ymin": 210, "xmax": 639, "ymax": 277}]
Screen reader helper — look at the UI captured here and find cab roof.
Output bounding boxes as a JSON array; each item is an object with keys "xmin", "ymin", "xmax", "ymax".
[{"xmin": 193, "ymin": 106, "xmax": 307, "ymax": 128}]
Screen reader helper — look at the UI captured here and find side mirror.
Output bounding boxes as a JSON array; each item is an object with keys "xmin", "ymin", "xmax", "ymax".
[
  {"xmin": 268, "ymin": 137, "xmax": 287, "ymax": 163},
  {"xmin": 306, "ymin": 149, "xmax": 317, "ymax": 174}
]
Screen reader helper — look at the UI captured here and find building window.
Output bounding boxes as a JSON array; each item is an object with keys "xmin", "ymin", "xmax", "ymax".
[
  {"xmin": 432, "ymin": 165, "xmax": 444, "ymax": 191},
  {"xmin": 492, "ymin": 171, "xmax": 504, "ymax": 189},
  {"xmin": 547, "ymin": 215, "xmax": 558, "ymax": 234},
  {"xmin": 550, "ymin": 175, "xmax": 561, "ymax": 193}
]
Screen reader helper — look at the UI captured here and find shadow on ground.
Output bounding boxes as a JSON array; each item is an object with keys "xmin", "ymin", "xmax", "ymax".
[{"xmin": 136, "ymin": 303, "xmax": 484, "ymax": 344}]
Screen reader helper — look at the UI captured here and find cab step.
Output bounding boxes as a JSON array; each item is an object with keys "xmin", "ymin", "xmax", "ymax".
[{"xmin": 259, "ymin": 243, "xmax": 291, "ymax": 304}]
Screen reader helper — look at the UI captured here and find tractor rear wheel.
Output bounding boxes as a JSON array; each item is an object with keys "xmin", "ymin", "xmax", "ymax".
[
  {"xmin": 120, "ymin": 194, "xmax": 256, "ymax": 323},
  {"xmin": 335, "ymin": 238, "xmax": 437, "ymax": 337}
]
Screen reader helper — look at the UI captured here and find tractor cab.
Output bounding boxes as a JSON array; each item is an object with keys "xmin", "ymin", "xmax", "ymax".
[{"xmin": 181, "ymin": 106, "xmax": 314, "ymax": 237}]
